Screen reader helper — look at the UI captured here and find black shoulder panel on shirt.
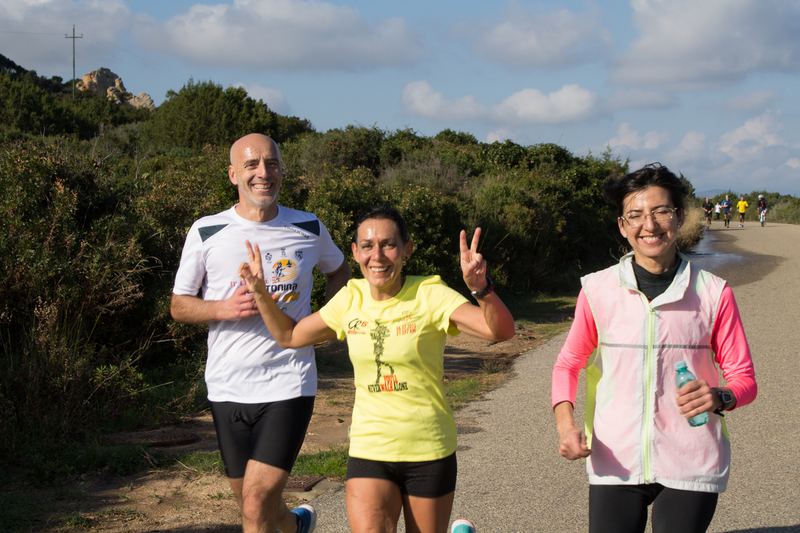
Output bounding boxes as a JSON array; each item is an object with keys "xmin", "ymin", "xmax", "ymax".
[
  {"xmin": 199, "ymin": 224, "xmax": 228, "ymax": 242},
  {"xmin": 291, "ymin": 220, "xmax": 320, "ymax": 236}
]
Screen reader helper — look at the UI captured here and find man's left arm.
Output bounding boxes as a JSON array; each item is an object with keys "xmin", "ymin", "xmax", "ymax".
[{"xmin": 324, "ymin": 260, "xmax": 351, "ymax": 302}]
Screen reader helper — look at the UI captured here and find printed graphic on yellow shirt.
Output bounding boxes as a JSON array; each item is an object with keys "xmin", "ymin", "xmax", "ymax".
[{"xmin": 365, "ymin": 318, "xmax": 409, "ymax": 393}]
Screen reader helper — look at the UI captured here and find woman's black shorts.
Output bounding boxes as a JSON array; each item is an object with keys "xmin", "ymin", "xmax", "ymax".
[{"xmin": 346, "ymin": 452, "xmax": 457, "ymax": 498}]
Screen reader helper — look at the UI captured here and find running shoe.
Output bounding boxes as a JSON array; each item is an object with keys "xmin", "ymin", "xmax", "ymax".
[
  {"xmin": 451, "ymin": 518, "xmax": 477, "ymax": 533},
  {"xmin": 292, "ymin": 504, "xmax": 317, "ymax": 533}
]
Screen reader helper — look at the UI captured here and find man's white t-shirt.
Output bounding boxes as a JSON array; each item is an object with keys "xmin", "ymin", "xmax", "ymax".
[{"xmin": 173, "ymin": 205, "xmax": 345, "ymax": 403}]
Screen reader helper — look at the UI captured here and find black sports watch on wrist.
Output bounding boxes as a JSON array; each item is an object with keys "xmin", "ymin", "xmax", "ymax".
[
  {"xmin": 713, "ymin": 387, "xmax": 735, "ymax": 415},
  {"xmin": 471, "ymin": 277, "xmax": 494, "ymax": 299}
]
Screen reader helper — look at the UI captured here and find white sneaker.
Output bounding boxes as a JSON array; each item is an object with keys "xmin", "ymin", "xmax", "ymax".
[
  {"xmin": 451, "ymin": 518, "xmax": 476, "ymax": 533},
  {"xmin": 292, "ymin": 504, "xmax": 317, "ymax": 533}
]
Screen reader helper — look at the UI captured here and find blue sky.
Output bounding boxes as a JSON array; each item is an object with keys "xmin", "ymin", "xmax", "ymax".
[{"xmin": 2, "ymin": 0, "xmax": 800, "ymax": 195}]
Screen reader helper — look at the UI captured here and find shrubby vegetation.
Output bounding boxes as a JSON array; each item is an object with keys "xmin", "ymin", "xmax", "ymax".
[
  {"xmin": 1, "ymin": 54, "xmax": 796, "ymax": 480},
  {"xmin": 141, "ymin": 79, "xmax": 313, "ymax": 151}
]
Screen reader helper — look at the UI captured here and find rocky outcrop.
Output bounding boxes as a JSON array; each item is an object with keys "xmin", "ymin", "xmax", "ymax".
[
  {"xmin": 127, "ymin": 92, "xmax": 155, "ymax": 110},
  {"xmin": 76, "ymin": 67, "xmax": 122, "ymax": 96},
  {"xmin": 77, "ymin": 68, "xmax": 156, "ymax": 111}
]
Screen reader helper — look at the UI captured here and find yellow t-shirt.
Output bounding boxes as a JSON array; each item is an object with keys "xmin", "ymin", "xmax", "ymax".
[
  {"xmin": 737, "ymin": 200, "xmax": 748, "ymax": 213},
  {"xmin": 319, "ymin": 275, "xmax": 468, "ymax": 462}
]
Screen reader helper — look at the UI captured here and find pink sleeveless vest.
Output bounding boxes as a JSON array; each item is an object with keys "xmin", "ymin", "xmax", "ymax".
[{"xmin": 581, "ymin": 253, "xmax": 730, "ymax": 493}]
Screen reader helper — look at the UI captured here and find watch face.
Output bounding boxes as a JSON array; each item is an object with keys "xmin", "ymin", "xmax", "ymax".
[{"xmin": 720, "ymin": 389, "xmax": 734, "ymax": 409}]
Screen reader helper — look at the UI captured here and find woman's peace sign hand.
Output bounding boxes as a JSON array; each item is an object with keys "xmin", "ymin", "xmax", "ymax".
[
  {"xmin": 460, "ymin": 228, "xmax": 488, "ymax": 293},
  {"xmin": 238, "ymin": 240, "xmax": 266, "ymax": 294}
]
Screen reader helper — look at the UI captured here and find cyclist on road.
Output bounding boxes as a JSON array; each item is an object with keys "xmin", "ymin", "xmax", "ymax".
[
  {"xmin": 757, "ymin": 195, "xmax": 768, "ymax": 225},
  {"xmin": 702, "ymin": 197, "xmax": 714, "ymax": 228},
  {"xmin": 737, "ymin": 195, "xmax": 749, "ymax": 228}
]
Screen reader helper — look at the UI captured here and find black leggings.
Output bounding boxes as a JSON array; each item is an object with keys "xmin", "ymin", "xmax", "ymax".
[{"xmin": 589, "ymin": 484, "xmax": 718, "ymax": 533}]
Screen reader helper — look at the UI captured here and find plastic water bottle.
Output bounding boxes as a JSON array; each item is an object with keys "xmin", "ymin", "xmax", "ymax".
[{"xmin": 674, "ymin": 361, "xmax": 708, "ymax": 427}]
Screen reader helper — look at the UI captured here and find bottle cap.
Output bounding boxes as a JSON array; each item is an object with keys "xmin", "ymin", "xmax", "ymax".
[{"xmin": 674, "ymin": 361, "xmax": 687, "ymax": 370}]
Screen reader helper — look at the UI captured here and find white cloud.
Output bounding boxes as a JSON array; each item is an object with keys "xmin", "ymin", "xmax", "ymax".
[
  {"xmin": 401, "ymin": 81, "xmax": 484, "ymax": 122},
  {"xmin": 718, "ymin": 111, "xmax": 786, "ymax": 160},
  {"xmin": 663, "ymin": 131, "xmax": 718, "ymax": 170},
  {"xmin": 607, "ymin": 123, "xmax": 669, "ymax": 151},
  {"xmin": 678, "ymin": 131, "xmax": 707, "ymax": 152},
  {"xmin": 232, "ymin": 82, "xmax": 289, "ymax": 114},
  {"xmin": 607, "ymin": 123, "xmax": 640, "ymax": 150},
  {"xmin": 722, "ymin": 90, "xmax": 779, "ymax": 113},
  {"xmin": 401, "ymin": 81, "xmax": 599, "ymax": 125},
  {"xmin": 611, "ymin": 0, "xmax": 800, "ymax": 89},
  {"xmin": 643, "ymin": 130, "xmax": 670, "ymax": 150},
  {"xmin": 0, "ymin": 0, "xmax": 132, "ymax": 74},
  {"xmin": 495, "ymin": 85, "xmax": 599, "ymax": 124},
  {"xmin": 486, "ymin": 129, "xmax": 512, "ymax": 143},
  {"xmin": 132, "ymin": 0, "xmax": 422, "ymax": 71},
  {"xmin": 471, "ymin": 2, "xmax": 611, "ymax": 68},
  {"xmin": 604, "ymin": 89, "xmax": 678, "ymax": 112},
  {"xmin": 786, "ymin": 158, "xmax": 800, "ymax": 169}
]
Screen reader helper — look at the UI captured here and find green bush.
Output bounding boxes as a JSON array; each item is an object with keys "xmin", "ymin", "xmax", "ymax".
[
  {"xmin": 141, "ymin": 79, "xmax": 312, "ymax": 152},
  {"xmin": 0, "ymin": 142, "xmax": 151, "ymax": 457}
]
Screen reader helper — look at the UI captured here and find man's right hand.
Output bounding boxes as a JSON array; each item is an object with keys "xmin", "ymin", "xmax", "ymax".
[
  {"xmin": 221, "ymin": 284, "xmax": 261, "ymax": 320},
  {"xmin": 170, "ymin": 285, "xmax": 260, "ymax": 324}
]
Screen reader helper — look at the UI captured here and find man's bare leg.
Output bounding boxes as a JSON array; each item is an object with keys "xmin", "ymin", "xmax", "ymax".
[{"xmin": 229, "ymin": 460, "xmax": 297, "ymax": 533}]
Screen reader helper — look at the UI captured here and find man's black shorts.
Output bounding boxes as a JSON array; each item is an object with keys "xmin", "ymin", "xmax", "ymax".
[
  {"xmin": 209, "ymin": 396, "xmax": 315, "ymax": 478},
  {"xmin": 346, "ymin": 453, "xmax": 457, "ymax": 498}
]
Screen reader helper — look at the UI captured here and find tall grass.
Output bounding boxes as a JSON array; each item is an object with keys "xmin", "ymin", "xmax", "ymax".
[
  {"xmin": 768, "ymin": 198, "xmax": 800, "ymax": 225},
  {"xmin": 677, "ymin": 207, "xmax": 706, "ymax": 252}
]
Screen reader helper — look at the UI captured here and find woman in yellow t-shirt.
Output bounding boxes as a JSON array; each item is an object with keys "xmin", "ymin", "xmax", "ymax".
[{"xmin": 238, "ymin": 204, "xmax": 515, "ymax": 533}]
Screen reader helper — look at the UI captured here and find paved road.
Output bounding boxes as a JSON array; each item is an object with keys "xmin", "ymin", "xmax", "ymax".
[{"xmin": 310, "ymin": 222, "xmax": 800, "ymax": 532}]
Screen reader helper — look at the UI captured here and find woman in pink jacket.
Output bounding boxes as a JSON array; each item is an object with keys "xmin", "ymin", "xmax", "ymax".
[{"xmin": 552, "ymin": 163, "xmax": 757, "ymax": 533}]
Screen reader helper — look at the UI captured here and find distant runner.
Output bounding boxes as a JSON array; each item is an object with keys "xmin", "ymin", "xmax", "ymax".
[
  {"xmin": 721, "ymin": 195, "xmax": 732, "ymax": 228},
  {"xmin": 702, "ymin": 197, "xmax": 714, "ymax": 228},
  {"xmin": 737, "ymin": 195, "xmax": 749, "ymax": 228},
  {"xmin": 714, "ymin": 202, "xmax": 721, "ymax": 221}
]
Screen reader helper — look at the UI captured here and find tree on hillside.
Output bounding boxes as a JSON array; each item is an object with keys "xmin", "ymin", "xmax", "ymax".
[
  {"xmin": 0, "ymin": 71, "xmax": 71, "ymax": 137},
  {"xmin": 434, "ymin": 129, "xmax": 478, "ymax": 146},
  {"xmin": 142, "ymin": 80, "xmax": 313, "ymax": 151}
]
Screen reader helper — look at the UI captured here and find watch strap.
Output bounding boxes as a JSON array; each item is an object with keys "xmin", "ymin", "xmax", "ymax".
[
  {"xmin": 471, "ymin": 277, "xmax": 494, "ymax": 299},
  {"xmin": 713, "ymin": 387, "xmax": 734, "ymax": 415}
]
